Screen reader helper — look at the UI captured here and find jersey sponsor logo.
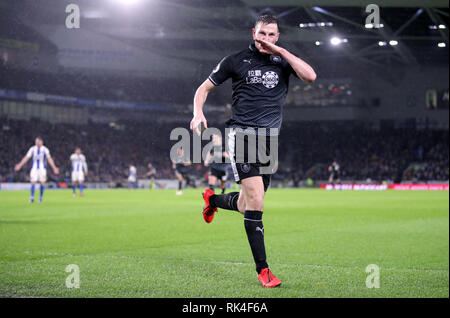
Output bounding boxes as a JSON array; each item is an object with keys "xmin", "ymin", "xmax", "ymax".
[
  {"xmin": 243, "ymin": 59, "xmax": 252, "ymax": 64},
  {"xmin": 246, "ymin": 69, "xmax": 262, "ymax": 84},
  {"xmin": 245, "ymin": 69, "xmax": 279, "ymax": 89}
]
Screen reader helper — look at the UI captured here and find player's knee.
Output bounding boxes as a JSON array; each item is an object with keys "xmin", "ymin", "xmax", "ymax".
[
  {"xmin": 237, "ymin": 197, "xmax": 246, "ymax": 215},
  {"xmin": 245, "ymin": 192, "xmax": 264, "ymax": 211}
]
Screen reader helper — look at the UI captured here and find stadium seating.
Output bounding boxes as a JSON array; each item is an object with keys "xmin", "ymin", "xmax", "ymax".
[{"xmin": 1, "ymin": 118, "xmax": 447, "ymax": 184}]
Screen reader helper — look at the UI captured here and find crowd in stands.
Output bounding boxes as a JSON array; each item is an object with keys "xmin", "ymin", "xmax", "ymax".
[
  {"xmin": 0, "ymin": 66, "xmax": 213, "ymax": 106},
  {"xmin": 280, "ymin": 121, "xmax": 449, "ymax": 183},
  {"xmin": 0, "ymin": 118, "xmax": 175, "ymax": 184},
  {"xmin": 0, "ymin": 117, "xmax": 448, "ymax": 185}
]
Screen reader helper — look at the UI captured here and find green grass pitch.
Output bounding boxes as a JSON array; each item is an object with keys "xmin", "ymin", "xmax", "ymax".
[{"xmin": 0, "ymin": 188, "xmax": 448, "ymax": 298}]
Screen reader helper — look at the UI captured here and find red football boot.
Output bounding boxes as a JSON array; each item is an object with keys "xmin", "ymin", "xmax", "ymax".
[
  {"xmin": 202, "ymin": 189, "xmax": 217, "ymax": 223},
  {"xmin": 258, "ymin": 268, "xmax": 282, "ymax": 288}
]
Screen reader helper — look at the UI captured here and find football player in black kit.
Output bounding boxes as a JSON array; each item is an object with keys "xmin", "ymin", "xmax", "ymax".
[
  {"xmin": 328, "ymin": 160, "xmax": 341, "ymax": 184},
  {"xmin": 204, "ymin": 134, "xmax": 229, "ymax": 194},
  {"xmin": 190, "ymin": 15, "xmax": 316, "ymax": 288},
  {"xmin": 172, "ymin": 147, "xmax": 191, "ymax": 195}
]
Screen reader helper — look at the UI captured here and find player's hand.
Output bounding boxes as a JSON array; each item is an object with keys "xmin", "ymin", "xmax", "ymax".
[
  {"xmin": 53, "ymin": 167, "xmax": 59, "ymax": 175},
  {"xmin": 204, "ymin": 162, "xmax": 209, "ymax": 167},
  {"xmin": 254, "ymin": 39, "xmax": 283, "ymax": 55},
  {"xmin": 190, "ymin": 113, "xmax": 208, "ymax": 136},
  {"xmin": 85, "ymin": 171, "xmax": 88, "ymax": 177},
  {"xmin": 14, "ymin": 164, "xmax": 21, "ymax": 172}
]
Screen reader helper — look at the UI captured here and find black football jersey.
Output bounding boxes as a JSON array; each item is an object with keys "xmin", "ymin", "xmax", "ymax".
[{"xmin": 209, "ymin": 43, "xmax": 298, "ymax": 135}]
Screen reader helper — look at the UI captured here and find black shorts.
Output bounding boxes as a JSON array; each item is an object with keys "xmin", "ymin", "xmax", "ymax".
[
  {"xmin": 210, "ymin": 167, "xmax": 227, "ymax": 181},
  {"xmin": 330, "ymin": 171, "xmax": 340, "ymax": 180},
  {"xmin": 175, "ymin": 166, "xmax": 188, "ymax": 176},
  {"xmin": 226, "ymin": 128, "xmax": 278, "ymax": 192}
]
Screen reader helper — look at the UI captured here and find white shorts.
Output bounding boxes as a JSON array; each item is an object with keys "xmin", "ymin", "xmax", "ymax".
[
  {"xmin": 128, "ymin": 176, "xmax": 136, "ymax": 183},
  {"xmin": 72, "ymin": 171, "xmax": 85, "ymax": 182},
  {"xmin": 30, "ymin": 168, "xmax": 47, "ymax": 183}
]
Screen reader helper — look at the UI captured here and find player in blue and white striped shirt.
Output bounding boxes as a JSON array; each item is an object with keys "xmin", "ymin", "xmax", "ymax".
[
  {"xmin": 70, "ymin": 147, "xmax": 88, "ymax": 197},
  {"xmin": 128, "ymin": 164, "xmax": 137, "ymax": 189},
  {"xmin": 14, "ymin": 137, "xmax": 59, "ymax": 203}
]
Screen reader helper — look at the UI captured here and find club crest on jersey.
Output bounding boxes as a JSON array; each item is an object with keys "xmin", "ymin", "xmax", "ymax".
[
  {"xmin": 270, "ymin": 55, "xmax": 282, "ymax": 64},
  {"xmin": 262, "ymin": 71, "xmax": 279, "ymax": 89}
]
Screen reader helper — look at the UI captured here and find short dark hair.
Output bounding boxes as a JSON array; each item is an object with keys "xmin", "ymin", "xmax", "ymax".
[{"xmin": 255, "ymin": 15, "xmax": 278, "ymax": 28}]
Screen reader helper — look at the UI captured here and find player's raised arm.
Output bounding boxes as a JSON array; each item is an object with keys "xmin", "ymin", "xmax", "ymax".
[
  {"xmin": 255, "ymin": 39, "xmax": 317, "ymax": 83},
  {"xmin": 280, "ymin": 48, "xmax": 316, "ymax": 83},
  {"xmin": 190, "ymin": 79, "xmax": 215, "ymax": 136}
]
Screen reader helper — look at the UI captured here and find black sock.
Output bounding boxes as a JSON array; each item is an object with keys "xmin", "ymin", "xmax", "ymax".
[
  {"xmin": 221, "ymin": 187, "xmax": 226, "ymax": 194},
  {"xmin": 210, "ymin": 192, "xmax": 239, "ymax": 212},
  {"xmin": 244, "ymin": 210, "xmax": 268, "ymax": 274},
  {"xmin": 178, "ymin": 181, "xmax": 182, "ymax": 190}
]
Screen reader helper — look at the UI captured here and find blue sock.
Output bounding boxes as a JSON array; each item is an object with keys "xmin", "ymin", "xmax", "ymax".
[
  {"xmin": 30, "ymin": 184, "xmax": 35, "ymax": 199},
  {"xmin": 72, "ymin": 184, "xmax": 76, "ymax": 194},
  {"xmin": 79, "ymin": 183, "xmax": 84, "ymax": 194},
  {"xmin": 40, "ymin": 184, "xmax": 44, "ymax": 200}
]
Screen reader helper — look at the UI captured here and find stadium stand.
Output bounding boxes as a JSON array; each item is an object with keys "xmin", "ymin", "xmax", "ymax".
[{"xmin": 1, "ymin": 117, "xmax": 447, "ymax": 185}]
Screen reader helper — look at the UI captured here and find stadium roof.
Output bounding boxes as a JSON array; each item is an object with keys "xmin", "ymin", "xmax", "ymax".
[{"xmin": 1, "ymin": 0, "xmax": 448, "ymax": 77}]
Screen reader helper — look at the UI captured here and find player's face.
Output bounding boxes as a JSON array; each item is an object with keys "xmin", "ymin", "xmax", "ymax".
[
  {"xmin": 252, "ymin": 22, "xmax": 279, "ymax": 54},
  {"xmin": 75, "ymin": 148, "xmax": 81, "ymax": 155},
  {"xmin": 35, "ymin": 138, "xmax": 43, "ymax": 147}
]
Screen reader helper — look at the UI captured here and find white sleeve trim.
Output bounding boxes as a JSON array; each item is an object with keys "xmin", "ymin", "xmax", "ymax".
[{"xmin": 208, "ymin": 76, "xmax": 219, "ymax": 86}]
